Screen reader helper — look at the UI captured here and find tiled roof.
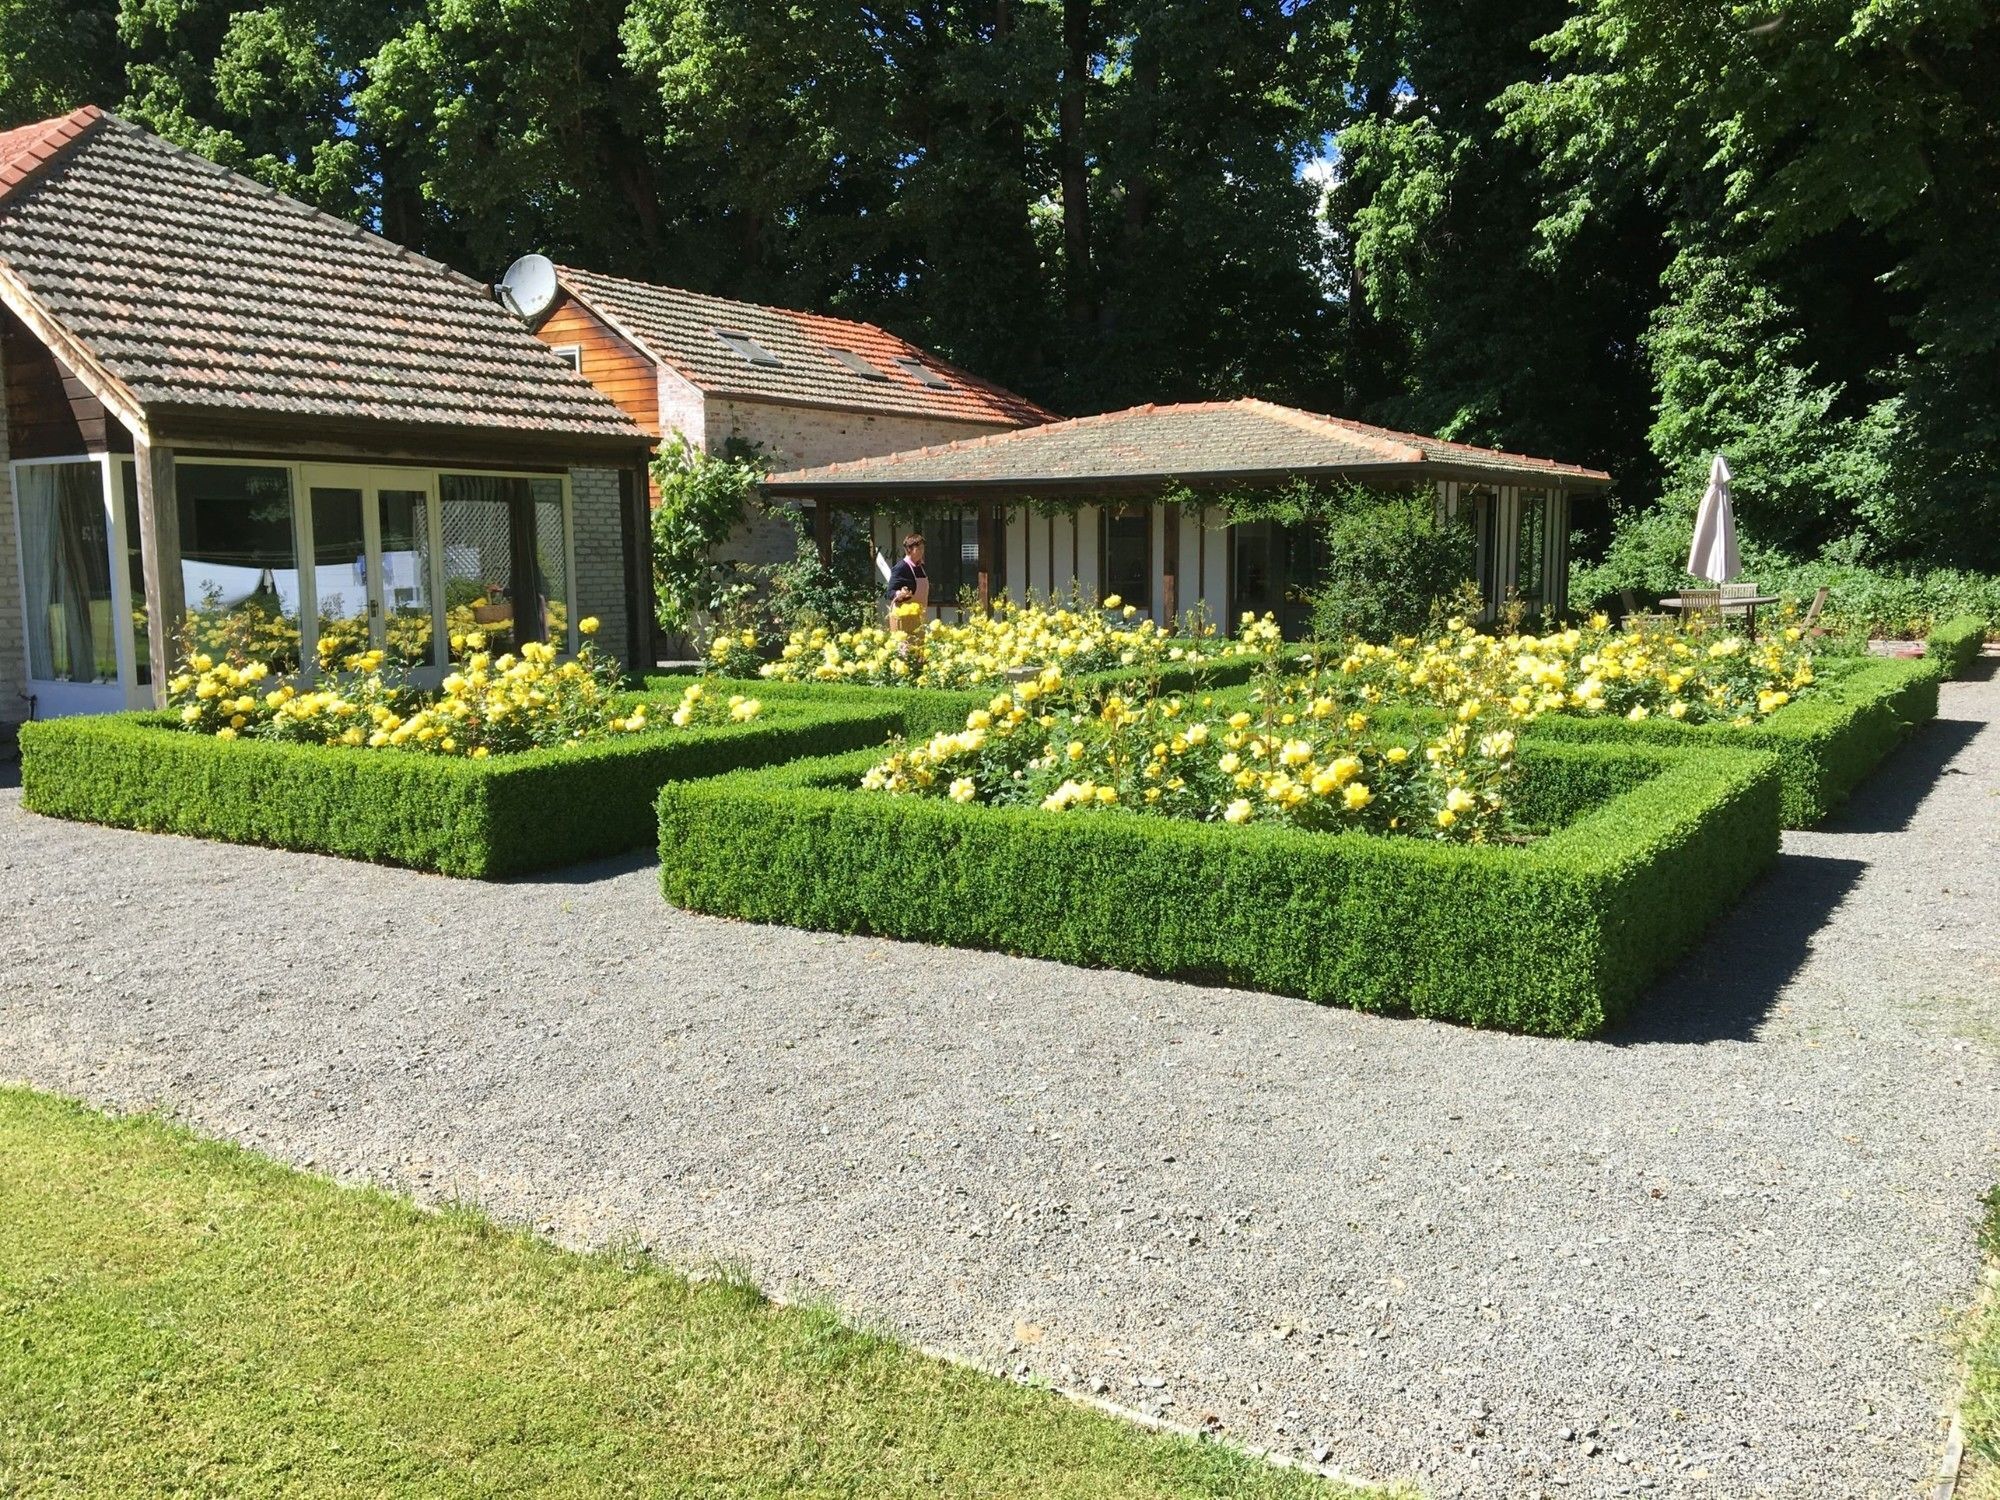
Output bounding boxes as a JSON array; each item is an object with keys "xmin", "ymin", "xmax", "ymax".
[
  {"xmin": 0, "ymin": 109, "xmax": 643, "ymax": 444},
  {"xmin": 762, "ymin": 398, "xmax": 1613, "ymax": 495},
  {"xmin": 553, "ymin": 265, "xmax": 1058, "ymax": 429}
]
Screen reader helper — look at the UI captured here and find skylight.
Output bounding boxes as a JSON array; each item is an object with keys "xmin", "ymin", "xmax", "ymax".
[
  {"xmin": 829, "ymin": 347, "xmax": 888, "ymax": 380},
  {"xmin": 894, "ymin": 356, "xmax": 953, "ymax": 389},
  {"xmin": 715, "ymin": 329, "xmax": 781, "ymax": 366}
]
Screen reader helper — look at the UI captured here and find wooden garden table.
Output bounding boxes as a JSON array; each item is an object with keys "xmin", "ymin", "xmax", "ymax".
[{"xmin": 1657, "ymin": 593, "xmax": 1782, "ymax": 641}]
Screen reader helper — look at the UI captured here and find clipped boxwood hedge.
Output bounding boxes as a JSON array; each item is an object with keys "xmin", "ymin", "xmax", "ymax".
[
  {"xmin": 1925, "ymin": 614, "xmax": 1988, "ymax": 679},
  {"xmin": 21, "ymin": 700, "xmax": 901, "ymax": 878},
  {"xmin": 1503, "ymin": 654, "xmax": 1942, "ymax": 827},
  {"xmin": 658, "ymin": 740, "xmax": 1783, "ymax": 1038}
]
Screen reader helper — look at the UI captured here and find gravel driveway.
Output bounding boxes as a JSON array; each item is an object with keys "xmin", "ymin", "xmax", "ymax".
[{"xmin": 5, "ymin": 669, "xmax": 1999, "ymax": 1499}]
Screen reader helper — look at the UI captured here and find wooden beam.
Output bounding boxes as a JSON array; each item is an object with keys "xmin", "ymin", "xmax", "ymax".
[
  {"xmin": 1161, "ymin": 503, "xmax": 1180, "ymax": 627},
  {"xmin": 132, "ymin": 439, "xmax": 181, "ymax": 700},
  {"xmin": 0, "ymin": 265, "xmax": 150, "ymax": 442}
]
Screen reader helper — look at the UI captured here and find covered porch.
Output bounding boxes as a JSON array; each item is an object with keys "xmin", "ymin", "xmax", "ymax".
[{"xmin": 764, "ymin": 399, "xmax": 1611, "ymax": 635}]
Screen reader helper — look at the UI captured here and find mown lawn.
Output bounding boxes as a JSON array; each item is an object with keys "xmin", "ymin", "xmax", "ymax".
[{"xmin": 0, "ymin": 1087, "xmax": 1383, "ymax": 1499}]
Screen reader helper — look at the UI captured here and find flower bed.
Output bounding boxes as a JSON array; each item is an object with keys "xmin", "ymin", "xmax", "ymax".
[
  {"xmin": 726, "ymin": 598, "xmax": 1282, "ymax": 689},
  {"xmin": 1263, "ymin": 617, "xmax": 1940, "ymax": 827},
  {"xmin": 1925, "ymin": 614, "xmax": 1989, "ymax": 679},
  {"xmin": 855, "ymin": 672, "xmax": 1519, "ymax": 840},
  {"xmin": 657, "ymin": 736, "xmax": 1783, "ymax": 1038},
  {"xmin": 21, "ymin": 699, "xmax": 901, "ymax": 878}
]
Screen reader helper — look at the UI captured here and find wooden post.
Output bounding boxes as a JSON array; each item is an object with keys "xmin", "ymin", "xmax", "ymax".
[
  {"xmin": 1161, "ymin": 503, "xmax": 1180, "ymax": 628},
  {"xmin": 976, "ymin": 499, "xmax": 993, "ymax": 610},
  {"xmin": 132, "ymin": 439, "xmax": 181, "ymax": 702},
  {"xmin": 813, "ymin": 499, "xmax": 833, "ymax": 569}
]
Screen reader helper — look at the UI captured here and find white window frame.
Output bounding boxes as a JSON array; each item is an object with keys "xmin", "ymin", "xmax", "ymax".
[
  {"xmin": 550, "ymin": 343, "xmax": 582, "ymax": 372},
  {"xmin": 9, "ymin": 451, "xmax": 145, "ymax": 713}
]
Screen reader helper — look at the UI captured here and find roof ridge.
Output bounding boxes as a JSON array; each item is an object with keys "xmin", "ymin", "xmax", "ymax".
[
  {"xmin": 558, "ymin": 263, "xmax": 866, "ymax": 331},
  {"xmin": 0, "ymin": 105, "xmax": 107, "ymax": 208},
  {"xmin": 93, "ymin": 112, "xmax": 492, "ymax": 296},
  {"xmin": 1245, "ymin": 399, "xmax": 1424, "ymax": 463}
]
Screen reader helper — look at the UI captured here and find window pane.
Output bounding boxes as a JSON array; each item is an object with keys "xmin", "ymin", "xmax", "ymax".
[
  {"xmin": 178, "ymin": 464, "xmax": 301, "ymax": 671},
  {"xmin": 309, "ymin": 486, "xmax": 369, "ymax": 666},
  {"xmin": 533, "ymin": 478, "xmax": 566, "ymax": 648},
  {"xmin": 439, "ymin": 474, "xmax": 529, "ymax": 653},
  {"xmin": 120, "ymin": 463, "xmax": 149, "ymax": 685},
  {"xmin": 379, "ymin": 488, "xmax": 436, "ymax": 667},
  {"xmin": 1102, "ymin": 508, "xmax": 1151, "ymax": 610},
  {"xmin": 18, "ymin": 461, "xmax": 114, "ymax": 683}
]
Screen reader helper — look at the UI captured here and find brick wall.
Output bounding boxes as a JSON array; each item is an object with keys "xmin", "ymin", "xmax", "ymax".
[
  {"xmin": 707, "ymin": 396, "xmax": 1018, "ymax": 568},
  {"xmin": 0, "ymin": 330, "xmax": 23, "ymax": 725},
  {"xmin": 567, "ymin": 465, "xmax": 629, "ymax": 669}
]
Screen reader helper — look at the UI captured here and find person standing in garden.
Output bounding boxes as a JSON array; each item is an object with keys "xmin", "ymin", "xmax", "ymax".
[{"xmin": 886, "ymin": 533, "xmax": 929, "ymax": 655}]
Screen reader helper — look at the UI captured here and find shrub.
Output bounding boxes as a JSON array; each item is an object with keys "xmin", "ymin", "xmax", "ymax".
[
  {"xmin": 658, "ymin": 741, "xmax": 1782, "ymax": 1038},
  {"xmin": 1310, "ymin": 493, "xmax": 1474, "ymax": 639},
  {"xmin": 1507, "ymin": 654, "xmax": 1942, "ymax": 826},
  {"xmin": 21, "ymin": 701, "xmax": 900, "ymax": 878},
  {"xmin": 1925, "ymin": 615, "xmax": 1988, "ymax": 679},
  {"xmin": 750, "ymin": 598, "xmax": 1282, "ymax": 689}
]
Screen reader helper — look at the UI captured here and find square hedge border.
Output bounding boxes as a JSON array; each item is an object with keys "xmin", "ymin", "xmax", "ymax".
[
  {"xmin": 657, "ymin": 740, "xmax": 1783, "ymax": 1038},
  {"xmin": 1495, "ymin": 654, "xmax": 1942, "ymax": 827},
  {"xmin": 21, "ymin": 700, "xmax": 902, "ymax": 878},
  {"xmin": 1926, "ymin": 615, "xmax": 1989, "ymax": 679}
]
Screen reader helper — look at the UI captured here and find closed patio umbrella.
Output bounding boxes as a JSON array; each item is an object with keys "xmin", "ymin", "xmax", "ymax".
[{"xmin": 1686, "ymin": 453, "xmax": 1740, "ymax": 583}]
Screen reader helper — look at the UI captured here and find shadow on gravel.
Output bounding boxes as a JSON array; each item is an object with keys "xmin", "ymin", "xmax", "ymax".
[
  {"xmin": 0, "ymin": 757, "xmax": 19, "ymax": 792},
  {"xmin": 1611, "ymin": 851, "xmax": 1866, "ymax": 1045},
  {"xmin": 514, "ymin": 847, "xmax": 658, "ymax": 886},
  {"xmin": 1821, "ymin": 716, "xmax": 1982, "ymax": 836}
]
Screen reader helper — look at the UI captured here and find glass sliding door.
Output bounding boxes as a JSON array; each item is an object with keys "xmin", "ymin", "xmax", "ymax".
[
  {"xmin": 308, "ymin": 483, "xmax": 370, "ymax": 667},
  {"xmin": 1101, "ymin": 507, "xmax": 1152, "ymax": 612},
  {"xmin": 377, "ymin": 486, "xmax": 437, "ymax": 669},
  {"xmin": 301, "ymin": 467, "xmax": 444, "ymax": 675},
  {"xmin": 15, "ymin": 458, "xmax": 124, "ymax": 713}
]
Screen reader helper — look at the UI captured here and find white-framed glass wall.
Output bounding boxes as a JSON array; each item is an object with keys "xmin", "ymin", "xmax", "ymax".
[
  {"xmin": 11, "ymin": 454, "xmax": 577, "ymax": 715},
  {"xmin": 10, "ymin": 452, "xmax": 144, "ymax": 714}
]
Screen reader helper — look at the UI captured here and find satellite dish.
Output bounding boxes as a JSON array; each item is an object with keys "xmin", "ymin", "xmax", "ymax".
[{"xmin": 498, "ymin": 253, "xmax": 558, "ymax": 320}]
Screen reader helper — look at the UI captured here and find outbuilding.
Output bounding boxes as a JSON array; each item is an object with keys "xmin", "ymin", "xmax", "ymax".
[
  {"xmin": 760, "ymin": 398, "xmax": 1612, "ymax": 632},
  {"xmin": 0, "ymin": 107, "xmax": 653, "ymax": 724}
]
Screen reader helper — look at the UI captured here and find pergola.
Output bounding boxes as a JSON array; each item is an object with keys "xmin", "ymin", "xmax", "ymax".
[{"xmin": 763, "ymin": 398, "xmax": 1612, "ymax": 622}]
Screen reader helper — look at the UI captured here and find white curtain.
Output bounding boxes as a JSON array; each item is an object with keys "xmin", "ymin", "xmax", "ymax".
[{"xmin": 18, "ymin": 461, "xmax": 111, "ymax": 683}]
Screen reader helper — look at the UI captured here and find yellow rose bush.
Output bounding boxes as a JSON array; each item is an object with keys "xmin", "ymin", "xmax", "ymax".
[
  {"xmin": 166, "ymin": 617, "xmax": 760, "ymax": 759},
  {"xmin": 748, "ymin": 599, "xmax": 1283, "ymax": 690},
  {"xmin": 1322, "ymin": 614, "xmax": 1817, "ymax": 728},
  {"xmin": 856, "ymin": 668, "xmax": 1516, "ymax": 841}
]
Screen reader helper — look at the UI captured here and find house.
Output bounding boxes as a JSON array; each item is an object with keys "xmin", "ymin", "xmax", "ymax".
[
  {"xmin": 523, "ymin": 264, "xmax": 1056, "ymax": 576},
  {"xmin": 759, "ymin": 398, "xmax": 1613, "ymax": 630},
  {"xmin": 0, "ymin": 107, "xmax": 653, "ymax": 725}
]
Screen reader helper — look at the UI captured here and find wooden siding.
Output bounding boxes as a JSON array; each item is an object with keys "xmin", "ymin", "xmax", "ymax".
[
  {"xmin": 535, "ymin": 296, "xmax": 661, "ymax": 436},
  {"xmin": 2, "ymin": 306, "xmax": 129, "ymax": 458}
]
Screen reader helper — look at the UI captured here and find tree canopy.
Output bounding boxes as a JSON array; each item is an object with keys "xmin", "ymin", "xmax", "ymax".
[{"xmin": 5, "ymin": 0, "xmax": 1996, "ymax": 568}]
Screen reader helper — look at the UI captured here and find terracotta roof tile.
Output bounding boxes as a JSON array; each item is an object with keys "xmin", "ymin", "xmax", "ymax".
[
  {"xmin": 0, "ymin": 110, "xmax": 642, "ymax": 442},
  {"xmin": 762, "ymin": 398, "xmax": 1612, "ymax": 494},
  {"xmin": 554, "ymin": 265, "xmax": 1058, "ymax": 429}
]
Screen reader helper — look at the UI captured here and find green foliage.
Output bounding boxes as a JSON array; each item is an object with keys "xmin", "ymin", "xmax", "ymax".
[
  {"xmin": 649, "ymin": 436, "xmax": 766, "ymax": 638},
  {"xmin": 761, "ymin": 508, "xmax": 879, "ymax": 636},
  {"xmin": 659, "ymin": 742, "xmax": 1783, "ymax": 1038},
  {"xmin": 1513, "ymin": 656, "xmax": 1943, "ymax": 827},
  {"xmin": 1575, "ymin": 524, "xmax": 2000, "ymax": 643},
  {"xmin": 0, "ymin": 1086, "xmax": 1356, "ymax": 1500},
  {"xmin": 1310, "ymin": 493, "xmax": 1473, "ymax": 640},
  {"xmin": 19, "ymin": 701, "xmax": 899, "ymax": 878},
  {"xmin": 1925, "ymin": 616, "xmax": 1988, "ymax": 679},
  {"xmin": 1502, "ymin": 0, "xmax": 2000, "ymax": 568}
]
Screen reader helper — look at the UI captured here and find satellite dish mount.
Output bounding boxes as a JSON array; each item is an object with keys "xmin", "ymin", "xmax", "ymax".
[{"xmin": 498, "ymin": 254, "xmax": 559, "ymax": 320}]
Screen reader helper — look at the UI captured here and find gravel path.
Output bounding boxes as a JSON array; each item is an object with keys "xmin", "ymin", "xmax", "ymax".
[{"xmin": 5, "ymin": 669, "xmax": 1999, "ymax": 1499}]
